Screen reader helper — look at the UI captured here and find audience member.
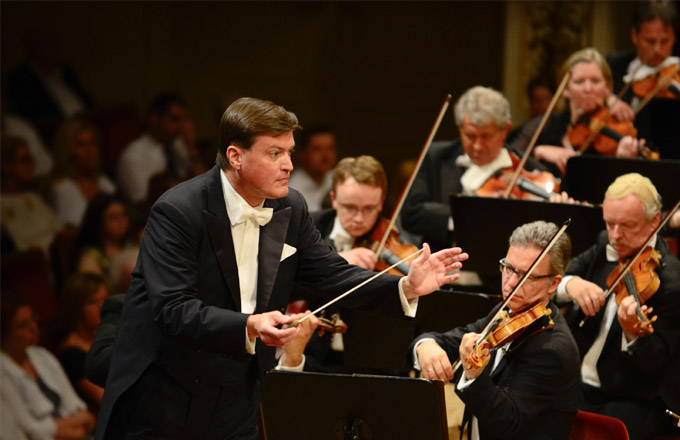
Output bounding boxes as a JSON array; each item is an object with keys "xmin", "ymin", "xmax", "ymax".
[
  {"xmin": 57, "ymin": 273, "xmax": 109, "ymax": 412},
  {"xmin": 289, "ymin": 125, "xmax": 337, "ymax": 211},
  {"xmin": 84, "ymin": 293, "xmax": 126, "ymax": 388},
  {"xmin": 116, "ymin": 93, "xmax": 202, "ymax": 203},
  {"xmin": 0, "ymin": 292, "xmax": 95, "ymax": 440},
  {"xmin": 5, "ymin": 25, "xmax": 93, "ymax": 144},
  {"xmin": 76, "ymin": 193, "xmax": 138, "ymax": 288},
  {"xmin": 2, "ymin": 112, "xmax": 53, "ymax": 178},
  {"xmin": 0, "ymin": 136, "xmax": 59, "ymax": 255},
  {"xmin": 48, "ymin": 116, "xmax": 116, "ymax": 227}
]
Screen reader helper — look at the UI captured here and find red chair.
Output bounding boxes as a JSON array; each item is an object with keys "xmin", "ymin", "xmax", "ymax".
[{"xmin": 569, "ymin": 410, "xmax": 630, "ymax": 440}]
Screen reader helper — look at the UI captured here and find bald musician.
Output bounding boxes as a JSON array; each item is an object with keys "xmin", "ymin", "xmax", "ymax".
[
  {"xmin": 557, "ymin": 173, "xmax": 680, "ymax": 440},
  {"xmin": 410, "ymin": 221, "xmax": 580, "ymax": 440}
]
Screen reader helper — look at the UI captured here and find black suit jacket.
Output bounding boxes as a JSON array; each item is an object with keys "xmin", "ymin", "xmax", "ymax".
[
  {"xmin": 96, "ymin": 166, "xmax": 404, "ymax": 439},
  {"xmin": 410, "ymin": 302, "xmax": 580, "ymax": 440},
  {"xmin": 564, "ymin": 231, "xmax": 680, "ymax": 410},
  {"xmin": 401, "ymin": 140, "xmax": 546, "ymax": 251}
]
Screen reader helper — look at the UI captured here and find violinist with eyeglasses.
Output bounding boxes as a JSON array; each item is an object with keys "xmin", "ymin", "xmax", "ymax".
[
  {"xmin": 410, "ymin": 221, "xmax": 580, "ymax": 440},
  {"xmin": 556, "ymin": 173, "xmax": 680, "ymax": 440}
]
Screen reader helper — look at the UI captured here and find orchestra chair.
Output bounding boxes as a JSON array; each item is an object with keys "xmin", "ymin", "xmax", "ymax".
[{"xmin": 569, "ymin": 410, "xmax": 629, "ymax": 440}]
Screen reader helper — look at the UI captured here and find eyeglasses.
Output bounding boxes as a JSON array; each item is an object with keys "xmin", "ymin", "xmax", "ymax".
[
  {"xmin": 336, "ymin": 202, "xmax": 380, "ymax": 217},
  {"xmin": 499, "ymin": 258, "xmax": 554, "ymax": 281}
]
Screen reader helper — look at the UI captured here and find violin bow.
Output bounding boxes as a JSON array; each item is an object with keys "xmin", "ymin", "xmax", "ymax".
[
  {"xmin": 287, "ymin": 247, "xmax": 424, "ymax": 327},
  {"xmin": 634, "ymin": 64, "xmax": 680, "ymax": 116},
  {"xmin": 374, "ymin": 95, "xmax": 452, "ymax": 259},
  {"xmin": 502, "ymin": 71, "xmax": 571, "ymax": 198},
  {"xmin": 579, "ymin": 198, "xmax": 680, "ymax": 327},
  {"xmin": 603, "ymin": 198, "xmax": 680, "ymax": 302},
  {"xmin": 451, "ymin": 219, "xmax": 571, "ymax": 372}
]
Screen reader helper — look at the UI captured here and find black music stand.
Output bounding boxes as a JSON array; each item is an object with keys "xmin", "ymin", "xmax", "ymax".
[
  {"xmin": 415, "ymin": 289, "xmax": 501, "ymax": 334},
  {"xmin": 564, "ymin": 156, "xmax": 680, "ymax": 208},
  {"xmin": 340, "ymin": 309, "xmax": 415, "ymax": 373},
  {"xmin": 449, "ymin": 195, "xmax": 603, "ymax": 280},
  {"xmin": 261, "ymin": 371, "xmax": 449, "ymax": 440}
]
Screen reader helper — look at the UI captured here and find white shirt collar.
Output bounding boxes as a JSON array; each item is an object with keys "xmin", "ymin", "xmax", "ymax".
[
  {"xmin": 624, "ymin": 56, "xmax": 680, "ymax": 83},
  {"xmin": 605, "ymin": 235, "xmax": 658, "ymax": 262},
  {"xmin": 329, "ymin": 215, "xmax": 354, "ymax": 251},
  {"xmin": 220, "ymin": 170, "xmax": 265, "ymax": 226},
  {"xmin": 456, "ymin": 148, "xmax": 513, "ymax": 195}
]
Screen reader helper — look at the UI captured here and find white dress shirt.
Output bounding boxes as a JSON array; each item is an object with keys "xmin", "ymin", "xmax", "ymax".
[{"xmin": 555, "ymin": 237, "xmax": 656, "ymax": 387}]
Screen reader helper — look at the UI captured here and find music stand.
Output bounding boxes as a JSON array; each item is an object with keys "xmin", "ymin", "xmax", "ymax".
[
  {"xmin": 261, "ymin": 371, "xmax": 449, "ymax": 440},
  {"xmin": 565, "ymin": 156, "xmax": 680, "ymax": 209},
  {"xmin": 449, "ymin": 195, "xmax": 603, "ymax": 280},
  {"xmin": 340, "ymin": 309, "xmax": 416, "ymax": 373},
  {"xmin": 415, "ymin": 289, "xmax": 501, "ymax": 334}
]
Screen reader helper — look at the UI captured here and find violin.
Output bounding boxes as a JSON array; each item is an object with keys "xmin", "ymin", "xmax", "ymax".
[
  {"xmin": 316, "ymin": 310, "xmax": 348, "ymax": 336},
  {"xmin": 632, "ymin": 64, "xmax": 680, "ymax": 100},
  {"xmin": 579, "ymin": 199, "xmax": 680, "ymax": 329},
  {"xmin": 450, "ymin": 219, "xmax": 571, "ymax": 374},
  {"xmin": 355, "ymin": 217, "xmax": 418, "ymax": 275},
  {"xmin": 606, "ymin": 246, "xmax": 660, "ymax": 335},
  {"xmin": 362, "ymin": 95, "xmax": 452, "ymax": 275},
  {"xmin": 476, "ymin": 152, "xmax": 560, "ymax": 201},
  {"xmin": 568, "ymin": 107, "xmax": 659, "ymax": 160},
  {"xmin": 467, "ymin": 302, "xmax": 553, "ymax": 369}
]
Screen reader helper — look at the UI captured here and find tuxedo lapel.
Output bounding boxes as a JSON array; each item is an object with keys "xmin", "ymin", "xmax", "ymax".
[
  {"xmin": 204, "ymin": 166, "xmax": 241, "ymax": 309},
  {"xmin": 256, "ymin": 202, "xmax": 291, "ymax": 313}
]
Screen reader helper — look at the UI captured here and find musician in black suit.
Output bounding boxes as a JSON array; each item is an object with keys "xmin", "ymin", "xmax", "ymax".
[
  {"xmin": 401, "ymin": 86, "xmax": 549, "ymax": 252},
  {"xmin": 557, "ymin": 173, "xmax": 680, "ymax": 440},
  {"xmin": 410, "ymin": 221, "xmax": 580, "ymax": 440},
  {"xmin": 606, "ymin": 1, "xmax": 678, "ymax": 149},
  {"xmin": 95, "ymin": 97, "xmax": 468, "ymax": 440}
]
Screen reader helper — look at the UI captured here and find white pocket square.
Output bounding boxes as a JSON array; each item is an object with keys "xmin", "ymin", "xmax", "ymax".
[{"xmin": 280, "ymin": 243, "xmax": 297, "ymax": 262}]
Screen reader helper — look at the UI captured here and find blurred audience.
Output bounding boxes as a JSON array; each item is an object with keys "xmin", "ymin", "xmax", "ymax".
[
  {"xmin": 57, "ymin": 273, "xmax": 109, "ymax": 412},
  {"xmin": 0, "ymin": 292, "xmax": 95, "ymax": 440},
  {"xmin": 76, "ymin": 193, "xmax": 138, "ymax": 289},
  {"xmin": 5, "ymin": 25, "xmax": 93, "ymax": 145},
  {"xmin": 2, "ymin": 112, "xmax": 54, "ymax": 178},
  {"xmin": 117, "ymin": 93, "xmax": 204, "ymax": 203},
  {"xmin": 289, "ymin": 125, "xmax": 338, "ymax": 212},
  {"xmin": 1, "ymin": 136, "xmax": 59, "ymax": 256},
  {"xmin": 47, "ymin": 116, "xmax": 116, "ymax": 228}
]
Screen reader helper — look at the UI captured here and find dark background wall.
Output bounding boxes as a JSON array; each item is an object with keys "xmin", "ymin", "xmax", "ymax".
[{"xmin": 1, "ymin": 1, "xmax": 505, "ymax": 181}]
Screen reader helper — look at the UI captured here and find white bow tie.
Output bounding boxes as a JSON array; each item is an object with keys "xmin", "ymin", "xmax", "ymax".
[{"xmin": 234, "ymin": 203, "xmax": 273, "ymax": 226}]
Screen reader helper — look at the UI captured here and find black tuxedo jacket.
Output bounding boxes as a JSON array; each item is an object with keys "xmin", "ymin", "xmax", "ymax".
[
  {"xmin": 410, "ymin": 302, "xmax": 580, "ymax": 440},
  {"xmin": 96, "ymin": 166, "xmax": 404, "ymax": 439},
  {"xmin": 401, "ymin": 140, "xmax": 546, "ymax": 251},
  {"xmin": 564, "ymin": 231, "xmax": 680, "ymax": 410}
]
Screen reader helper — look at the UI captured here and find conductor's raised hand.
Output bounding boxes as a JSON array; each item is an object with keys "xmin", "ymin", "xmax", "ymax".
[
  {"xmin": 246, "ymin": 310, "xmax": 298, "ymax": 347},
  {"xmin": 402, "ymin": 243, "xmax": 469, "ymax": 300}
]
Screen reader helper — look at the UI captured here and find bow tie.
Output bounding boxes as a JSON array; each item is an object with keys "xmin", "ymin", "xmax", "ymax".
[{"xmin": 234, "ymin": 203, "xmax": 273, "ymax": 226}]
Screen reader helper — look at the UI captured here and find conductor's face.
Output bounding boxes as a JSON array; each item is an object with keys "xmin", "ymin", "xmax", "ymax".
[{"xmin": 228, "ymin": 131, "xmax": 295, "ymax": 206}]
